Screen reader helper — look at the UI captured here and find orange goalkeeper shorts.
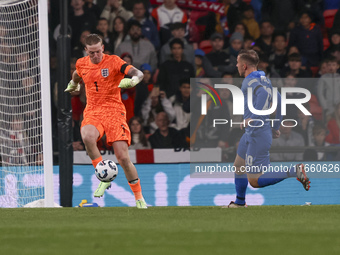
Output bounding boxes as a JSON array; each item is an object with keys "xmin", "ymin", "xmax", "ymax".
[{"xmin": 81, "ymin": 114, "xmax": 131, "ymax": 147}]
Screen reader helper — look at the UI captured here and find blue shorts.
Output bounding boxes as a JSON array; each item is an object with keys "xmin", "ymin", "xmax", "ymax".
[{"xmin": 237, "ymin": 132, "xmax": 272, "ymax": 173}]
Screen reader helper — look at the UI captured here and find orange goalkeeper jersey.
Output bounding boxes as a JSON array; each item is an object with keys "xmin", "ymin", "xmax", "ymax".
[{"xmin": 76, "ymin": 54, "xmax": 132, "ymax": 117}]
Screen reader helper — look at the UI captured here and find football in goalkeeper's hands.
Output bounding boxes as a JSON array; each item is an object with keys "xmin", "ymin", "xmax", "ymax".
[{"xmin": 95, "ymin": 160, "xmax": 118, "ymax": 182}]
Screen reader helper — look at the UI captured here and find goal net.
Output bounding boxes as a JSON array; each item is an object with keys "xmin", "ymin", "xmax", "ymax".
[{"xmin": 0, "ymin": 0, "xmax": 54, "ymax": 207}]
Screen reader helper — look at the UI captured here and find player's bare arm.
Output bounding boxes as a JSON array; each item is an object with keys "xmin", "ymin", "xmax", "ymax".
[{"xmin": 118, "ymin": 66, "xmax": 144, "ymax": 89}]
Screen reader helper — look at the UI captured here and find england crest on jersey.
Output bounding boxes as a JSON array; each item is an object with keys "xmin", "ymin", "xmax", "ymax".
[{"xmin": 101, "ymin": 68, "xmax": 109, "ymax": 78}]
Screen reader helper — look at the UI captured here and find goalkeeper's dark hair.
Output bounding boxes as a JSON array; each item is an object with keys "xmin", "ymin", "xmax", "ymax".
[
  {"xmin": 238, "ymin": 49, "xmax": 259, "ymax": 67},
  {"xmin": 85, "ymin": 34, "xmax": 103, "ymax": 46}
]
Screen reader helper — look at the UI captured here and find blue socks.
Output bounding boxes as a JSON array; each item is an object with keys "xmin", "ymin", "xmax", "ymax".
[
  {"xmin": 234, "ymin": 166, "xmax": 297, "ymax": 203},
  {"xmin": 234, "ymin": 173, "xmax": 248, "ymax": 205},
  {"xmin": 257, "ymin": 166, "xmax": 297, "ymax": 187}
]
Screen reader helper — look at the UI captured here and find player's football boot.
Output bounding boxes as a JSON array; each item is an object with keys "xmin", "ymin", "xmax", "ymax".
[
  {"xmin": 94, "ymin": 181, "xmax": 111, "ymax": 197},
  {"xmin": 222, "ymin": 201, "xmax": 247, "ymax": 208},
  {"xmin": 296, "ymin": 164, "xmax": 311, "ymax": 191},
  {"xmin": 136, "ymin": 197, "xmax": 148, "ymax": 209}
]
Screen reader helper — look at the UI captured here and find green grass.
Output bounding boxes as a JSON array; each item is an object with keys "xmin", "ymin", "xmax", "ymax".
[{"xmin": 0, "ymin": 205, "xmax": 339, "ymax": 255}]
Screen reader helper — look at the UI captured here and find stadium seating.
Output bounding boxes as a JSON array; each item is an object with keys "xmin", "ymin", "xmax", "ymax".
[{"xmin": 323, "ymin": 9, "xmax": 338, "ymax": 28}]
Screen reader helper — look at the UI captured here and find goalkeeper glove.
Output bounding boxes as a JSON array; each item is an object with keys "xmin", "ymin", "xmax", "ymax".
[
  {"xmin": 118, "ymin": 76, "xmax": 139, "ymax": 89},
  {"xmin": 64, "ymin": 80, "xmax": 80, "ymax": 93}
]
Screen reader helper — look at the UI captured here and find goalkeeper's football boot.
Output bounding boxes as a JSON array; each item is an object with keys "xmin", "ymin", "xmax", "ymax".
[
  {"xmin": 136, "ymin": 197, "xmax": 148, "ymax": 209},
  {"xmin": 296, "ymin": 164, "xmax": 310, "ymax": 191},
  {"xmin": 94, "ymin": 181, "xmax": 111, "ymax": 197},
  {"xmin": 222, "ymin": 201, "xmax": 247, "ymax": 208}
]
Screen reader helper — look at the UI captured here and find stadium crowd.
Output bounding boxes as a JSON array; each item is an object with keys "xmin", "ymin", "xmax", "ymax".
[{"xmin": 48, "ymin": 0, "xmax": 340, "ymax": 162}]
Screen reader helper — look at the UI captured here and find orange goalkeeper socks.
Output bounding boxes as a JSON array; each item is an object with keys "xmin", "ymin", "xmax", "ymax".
[
  {"xmin": 92, "ymin": 156, "xmax": 103, "ymax": 168},
  {"xmin": 128, "ymin": 179, "xmax": 143, "ymax": 200}
]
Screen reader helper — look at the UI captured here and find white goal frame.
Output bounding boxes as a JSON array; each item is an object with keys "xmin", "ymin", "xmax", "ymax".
[
  {"xmin": 0, "ymin": 0, "xmax": 54, "ymax": 207},
  {"xmin": 38, "ymin": 0, "xmax": 54, "ymax": 207}
]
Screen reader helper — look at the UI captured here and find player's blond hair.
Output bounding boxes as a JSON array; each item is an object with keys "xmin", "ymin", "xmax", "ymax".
[
  {"xmin": 85, "ymin": 34, "xmax": 103, "ymax": 46},
  {"xmin": 238, "ymin": 49, "xmax": 259, "ymax": 67}
]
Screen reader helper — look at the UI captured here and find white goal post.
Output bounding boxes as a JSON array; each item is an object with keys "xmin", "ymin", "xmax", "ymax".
[{"xmin": 0, "ymin": 0, "xmax": 54, "ymax": 207}]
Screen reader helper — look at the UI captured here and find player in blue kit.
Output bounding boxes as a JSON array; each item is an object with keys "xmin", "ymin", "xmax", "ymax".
[{"xmin": 226, "ymin": 50, "xmax": 310, "ymax": 208}]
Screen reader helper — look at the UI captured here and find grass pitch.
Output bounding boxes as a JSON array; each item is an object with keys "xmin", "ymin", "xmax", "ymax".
[{"xmin": 0, "ymin": 205, "xmax": 339, "ymax": 255}]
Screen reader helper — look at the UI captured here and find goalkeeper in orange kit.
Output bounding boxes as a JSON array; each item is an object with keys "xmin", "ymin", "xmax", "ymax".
[{"xmin": 65, "ymin": 34, "xmax": 147, "ymax": 208}]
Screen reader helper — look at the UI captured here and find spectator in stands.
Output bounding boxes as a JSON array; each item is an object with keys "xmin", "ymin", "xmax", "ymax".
[
  {"xmin": 206, "ymin": 33, "xmax": 237, "ymax": 75},
  {"xmin": 294, "ymin": 104, "xmax": 315, "ymax": 146},
  {"xmin": 190, "ymin": 81, "xmax": 230, "ymax": 148},
  {"xmin": 157, "ymin": 38, "xmax": 195, "ymax": 98},
  {"xmin": 254, "ymin": 20, "xmax": 275, "ymax": 58},
  {"xmin": 128, "ymin": 116, "xmax": 151, "ymax": 150},
  {"xmin": 169, "ymin": 79, "xmax": 191, "ymax": 130},
  {"xmin": 268, "ymin": 33, "xmax": 288, "ymax": 75},
  {"xmin": 271, "ymin": 120, "xmax": 305, "ymax": 161},
  {"xmin": 317, "ymin": 57, "xmax": 340, "ymax": 121},
  {"xmin": 0, "ymin": 117, "xmax": 31, "ymax": 165},
  {"xmin": 65, "ymin": 0, "xmax": 97, "ymax": 49},
  {"xmin": 151, "ymin": 0, "xmax": 187, "ymax": 46},
  {"xmin": 141, "ymin": 87, "xmax": 175, "ymax": 134},
  {"xmin": 232, "ymin": 22, "xmax": 250, "ymax": 39},
  {"xmin": 281, "ymin": 74, "xmax": 307, "ymax": 119},
  {"xmin": 159, "ymin": 22, "xmax": 195, "ymax": 67},
  {"xmin": 123, "ymin": 0, "xmax": 150, "ymax": 11},
  {"xmin": 280, "ymin": 53, "xmax": 313, "ymax": 78},
  {"xmin": 95, "ymin": 18, "xmax": 114, "ymax": 54},
  {"xmin": 100, "ymin": 0, "xmax": 133, "ymax": 33},
  {"xmin": 241, "ymin": 5, "xmax": 260, "ymax": 40},
  {"xmin": 243, "ymin": 36, "xmax": 255, "ymax": 50},
  {"xmin": 287, "ymin": 46, "xmax": 300, "ymax": 56},
  {"xmin": 226, "ymin": 0, "xmax": 248, "ymax": 35},
  {"xmin": 134, "ymin": 63, "xmax": 154, "ymax": 117},
  {"xmin": 330, "ymin": 45, "xmax": 340, "ymax": 65},
  {"xmin": 119, "ymin": 52, "xmax": 135, "ymax": 123},
  {"xmin": 84, "ymin": 0, "xmax": 101, "ymax": 19},
  {"xmin": 112, "ymin": 16, "xmax": 128, "ymax": 53},
  {"xmin": 219, "ymin": 74, "xmax": 243, "ymax": 128},
  {"xmin": 261, "ymin": 0, "xmax": 304, "ymax": 32},
  {"xmin": 215, "ymin": 0, "xmax": 230, "ymax": 37},
  {"xmin": 194, "ymin": 48, "xmax": 224, "ymax": 78},
  {"xmin": 116, "ymin": 20, "xmax": 157, "ymax": 71},
  {"xmin": 225, "ymin": 32, "xmax": 244, "ymax": 58},
  {"xmin": 129, "ymin": 0, "xmax": 160, "ymax": 51},
  {"xmin": 326, "ymin": 102, "xmax": 340, "ymax": 145},
  {"xmin": 310, "ymin": 123, "xmax": 329, "ymax": 160},
  {"xmin": 72, "ymin": 119, "xmax": 85, "ymax": 151},
  {"xmin": 324, "ymin": 28, "xmax": 340, "ymax": 58},
  {"xmin": 258, "ymin": 54, "xmax": 282, "ymax": 88},
  {"xmin": 316, "ymin": 59, "xmax": 330, "ymax": 78},
  {"xmin": 195, "ymin": 49, "xmax": 206, "ymax": 77},
  {"xmin": 149, "ymin": 112, "xmax": 186, "ymax": 149},
  {"xmin": 72, "ymin": 29, "xmax": 91, "ymax": 58},
  {"xmin": 288, "ymin": 10, "xmax": 323, "ymax": 67},
  {"xmin": 120, "ymin": 52, "xmax": 132, "ymax": 65},
  {"xmin": 302, "ymin": 0, "xmax": 324, "ymax": 27}
]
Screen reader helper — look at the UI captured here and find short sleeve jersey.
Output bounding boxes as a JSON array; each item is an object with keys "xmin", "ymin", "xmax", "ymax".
[{"xmin": 76, "ymin": 54, "xmax": 132, "ymax": 117}]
